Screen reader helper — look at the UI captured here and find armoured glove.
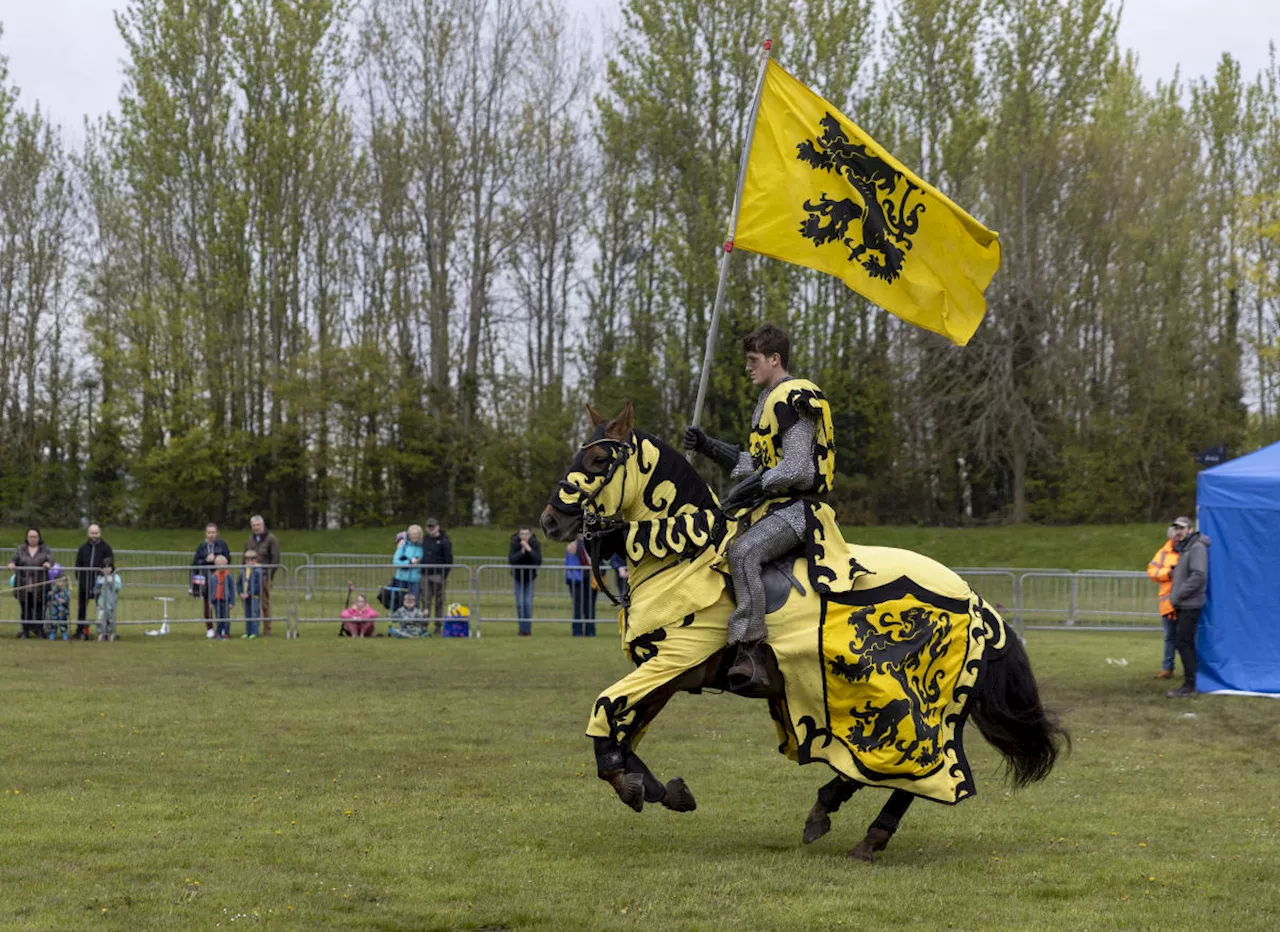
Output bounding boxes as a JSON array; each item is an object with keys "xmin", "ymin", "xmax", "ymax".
[
  {"xmin": 682, "ymin": 426, "xmax": 742, "ymax": 471},
  {"xmin": 720, "ymin": 472, "xmax": 765, "ymax": 514}
]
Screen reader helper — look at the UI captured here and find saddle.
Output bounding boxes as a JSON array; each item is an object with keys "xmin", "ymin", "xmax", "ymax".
[{"xmin": 723, "ymin": 548, "xmax": 808, "ymax": 614}]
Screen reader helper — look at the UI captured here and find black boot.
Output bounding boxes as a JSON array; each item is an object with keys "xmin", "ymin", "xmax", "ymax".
[{"xmin": 726, "ymin": 640, "xmax": 771, "ymax": 696}]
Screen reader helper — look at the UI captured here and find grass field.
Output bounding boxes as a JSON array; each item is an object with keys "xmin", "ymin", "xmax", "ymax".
[
  {"xmin": 1, "ymin": 522, "xmax": 1177, "ymax": 570},
  {"xmin": 2, "ymin": 628, "xmax": 1277, "ymax": 930}
]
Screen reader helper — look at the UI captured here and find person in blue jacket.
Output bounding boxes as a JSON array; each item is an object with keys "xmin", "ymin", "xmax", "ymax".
[{"xmin": 391, "ymin": 524, "xmax": 426, "ymax": 611}]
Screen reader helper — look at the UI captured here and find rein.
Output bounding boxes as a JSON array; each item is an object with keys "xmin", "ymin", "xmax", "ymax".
[{"xmin": 572, "ymin": 437, "xmax": 633, "ymax": 608}]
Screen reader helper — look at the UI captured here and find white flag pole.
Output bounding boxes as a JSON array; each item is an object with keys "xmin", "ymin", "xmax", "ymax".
[{"xmin": 689, "ymin": 38, "xmax": 774, "ymax": 431}]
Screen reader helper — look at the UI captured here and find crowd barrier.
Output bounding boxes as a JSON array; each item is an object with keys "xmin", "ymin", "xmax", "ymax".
[
  {"xmin": 3, "ymin": 557, "xmax": 1166, "ymax": 634},
  {"xmin": 0, "ymin": 564, "xmax": 292, "ymax": 634}
]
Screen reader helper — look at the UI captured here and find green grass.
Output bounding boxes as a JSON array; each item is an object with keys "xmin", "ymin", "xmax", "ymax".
[
  {"xmin": 2, "ymin": 523, "xmax": 1175, "ymax": 570},
  {"xmin": 1, "ymin": 629, "xmax": 1276, "ymax": 930}
]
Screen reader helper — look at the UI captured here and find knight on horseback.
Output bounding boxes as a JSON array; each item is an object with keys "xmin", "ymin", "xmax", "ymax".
[{"xmin": 684, "ymin": 322, "xmax": 839, "ymax": 694}]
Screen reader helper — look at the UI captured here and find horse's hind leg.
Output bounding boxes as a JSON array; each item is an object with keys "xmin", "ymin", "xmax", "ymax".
[
  {"xmin": 804, "ymin": 775, "xmax": 862, "ymax": 844},
  {"xmin": 849, "ymin": 789, "xmax": 914, "ymax": 863}
]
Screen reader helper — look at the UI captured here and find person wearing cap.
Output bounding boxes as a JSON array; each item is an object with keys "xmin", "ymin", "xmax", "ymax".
[
  {"xmin": 1167, "ymin": 516, "xmax": 1210, "ymax": 698},
  {"xmin": 1146, "ymin": 526, "xmax": 1180, "ymax": 679},
  {"xmin": 420, "ymin": 518, "xmax": 453, "ymax": 632}
]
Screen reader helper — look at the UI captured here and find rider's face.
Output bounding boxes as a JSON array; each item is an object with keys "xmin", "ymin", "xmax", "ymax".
[{"xmin": 745, "ymin": 351, "xmax": 780, "ymax": 385}]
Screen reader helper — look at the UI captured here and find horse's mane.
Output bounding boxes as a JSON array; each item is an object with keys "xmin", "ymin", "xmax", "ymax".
[{"xmin": 631, "ymin": 429, "xmax": 719, "ymax": 514}]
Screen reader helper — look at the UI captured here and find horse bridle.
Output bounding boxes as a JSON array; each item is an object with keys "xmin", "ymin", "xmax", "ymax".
[{"xmin": 551, "ymin": 436, "xmax": 633, "ymax": 607}]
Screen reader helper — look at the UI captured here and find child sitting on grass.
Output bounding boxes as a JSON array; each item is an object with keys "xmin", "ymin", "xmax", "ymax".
[
  {"xmin": 388, "ymin": 591, "xmax": 431, "ymax": 638},
  {"xmin": 96, "ymin": 561, "xmax": 122, "ymax": 641},
  {"xmin": 47, "ymin": 569, "xmax": 71, "ymax": 641},
  {"xmin": 340, "ymin": 593, "xmax": 378, "ymax": 637},
  {"xmin": 209, "ymin": 554, "xmax": 236, "ymax": 639}
]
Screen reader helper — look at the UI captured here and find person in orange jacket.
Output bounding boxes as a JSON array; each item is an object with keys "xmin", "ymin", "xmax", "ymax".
[{"xmin": 1146, "ymin": 525, "xmax": 1180, "ymax": 679}]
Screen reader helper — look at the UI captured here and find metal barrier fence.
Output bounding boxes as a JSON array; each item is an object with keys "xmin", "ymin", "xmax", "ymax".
[
  {"xmin": 1, "ymin": 565, "xmax": 291, "ymax": 636},
  {"xmin": 4, "ymin": 560, "xmax": 1165, "ymax": 635},
  {"xmin": 45, "ymin": 548, "xmax": 312, "ymax": 575},
  {"xmin": 1017, "ymin": 570, "xmax": 1161, "ymax": 630},
  {"xmin": 293, "ymin": 563, "xmax": 476, "ymax": 636}
]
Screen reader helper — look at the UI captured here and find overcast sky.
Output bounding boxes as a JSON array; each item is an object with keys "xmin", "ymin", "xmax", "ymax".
[{"xmin": 1, "ymin": 0, "xmax": 1277, "ymax": 133}]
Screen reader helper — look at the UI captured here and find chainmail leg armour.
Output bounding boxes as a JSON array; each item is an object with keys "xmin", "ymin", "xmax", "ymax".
[{"xmin": 725, "ymin": 508, "xmax": 803, "ymax": 643}]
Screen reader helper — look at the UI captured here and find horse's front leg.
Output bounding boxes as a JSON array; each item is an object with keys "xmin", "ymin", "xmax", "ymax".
[
  {"xmin": 803, "ymin": 774, "xmax": 862, "ymax": 843},
  {"xmin": 849, "ymin": 789, "xmax": 914, "ymax": 862},
  {"xmin": 591, "ymin": 660, "xmax": 717, "ymax": 813}
]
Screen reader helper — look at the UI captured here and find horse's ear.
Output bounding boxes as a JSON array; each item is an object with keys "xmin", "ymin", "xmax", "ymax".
[
  {"xmin": 606, "ymin": 401, "xmax": 634, "ymax": 440},
  {"xmin": 586, "ymin": 404, "xmax": 605, "ymax": 427}
]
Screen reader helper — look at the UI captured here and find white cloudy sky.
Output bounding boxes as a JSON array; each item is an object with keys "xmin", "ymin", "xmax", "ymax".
[{"xmin": 1, "ymin": 0, "xmax": 1277, "ymax": 132}]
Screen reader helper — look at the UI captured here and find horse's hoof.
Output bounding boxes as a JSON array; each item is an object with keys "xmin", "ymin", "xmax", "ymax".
[
  {"xmin": 607, "ymin": 771, "xmax": 645, "ymax": 812},
  {"xmin": 661, "ymin": 777, "xmax": 696, "ymax": 813},
  {"xmin": 848, "ymin": 827, "xmax": 892, "ymax": 863},
  {"xmin": 802, "ymin": 802, "xmax": 831, "ymax": 844}
]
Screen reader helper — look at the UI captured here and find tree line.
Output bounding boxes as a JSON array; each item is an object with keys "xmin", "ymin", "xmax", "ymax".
[{"xmin": 0, "ymin": 0, "xmax": 1275, "ymax": 530}]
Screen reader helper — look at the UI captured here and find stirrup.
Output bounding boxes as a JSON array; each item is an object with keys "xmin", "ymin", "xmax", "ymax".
[{"xmin": 726, "ymin": 641, "xmax": 771, "ymax": 696}]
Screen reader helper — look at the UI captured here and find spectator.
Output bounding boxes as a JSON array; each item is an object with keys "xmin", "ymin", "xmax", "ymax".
[
  {"xmin": 244, "ymin": 515, "xmax": 281, "ymax": 636},
  {"xmin": 8, "ymin": 527, "xmax": 53, "ymax": 639},
  {"xmin": 47, "ymin": 567, "xmax": 71, "ymax": 641},
  {"xmin": 1167, "ymin": 516, "xmax": 1210, "ymax": 699},
  {"xmin": 95, "ymin": 560, "xmax": 122, "ymax": 642},
  {"xmin": 340, "ymin": 593, "xmax": 378, "ymax": 637},
  {"xmin": 74, "ymin": 524, "xmax": 114, "ymax": 640},
  {"xmin": 565, "ymin": 536, "xmax": 597, "ymax": 637},
  {"xmin": 508, "ymin": 525, "xmax": 542, "ymax": 636},
  {"xmin": 192, "ymin": 523, "xmax": 232, "ymax": 639},
  {"xmin": 388, "ymin": 591, "xmax": 431, "ymax": 638},
  {"xmin": 1146, "ymin": 525, "xmax": 1180, "ymax": 680},
  {"xmin": 240, "ymin": 550, "xmax": 264, "ymax": 639},
  {"xmin": 208, "ymin": 554, "xmax": 236, "ymax": 640},
  {"xmin": 392, "ymin": 524, "xmax": 426, "ymax": 610},
  {"xmin": 610, "ymin": 552, "xmax": 630, "ymax": 603},
  {"xmin": 421, "ymin": 518, "xmax": 453, "ymax": 634}
]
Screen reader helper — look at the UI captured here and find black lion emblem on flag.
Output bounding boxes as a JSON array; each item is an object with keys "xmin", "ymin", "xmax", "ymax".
[{"xmin": 796, "ymin": 113, "xmax": 925, "ymax": 283}]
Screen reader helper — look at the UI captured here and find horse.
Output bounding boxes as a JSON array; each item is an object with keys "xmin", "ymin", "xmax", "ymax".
[{"xmin": 541, "ymin": 402, "xmax": 1067, "ymax": 862}]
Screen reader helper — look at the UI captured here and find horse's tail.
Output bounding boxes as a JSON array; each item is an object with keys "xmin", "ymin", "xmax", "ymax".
[{"xmin": 968, "ymin": 610, "xmax": 1069, "ymax": 788}]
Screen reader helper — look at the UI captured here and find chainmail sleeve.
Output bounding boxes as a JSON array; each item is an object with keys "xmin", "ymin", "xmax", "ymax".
[
  {"xmin": 730, "ymin": 450, "xmax": 755, "ymax": 480},
  {"xmin": 761, "ymin": 415, "xmax": 817, "ymax": 494}
]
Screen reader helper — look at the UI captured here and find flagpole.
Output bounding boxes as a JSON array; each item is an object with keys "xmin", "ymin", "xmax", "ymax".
[{"xmin": 689, "ymin": 38, "xmax": 774, "ymax": 431}]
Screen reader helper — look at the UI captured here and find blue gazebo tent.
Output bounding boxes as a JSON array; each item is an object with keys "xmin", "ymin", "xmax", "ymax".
[{"xmin": 1196, "ymin": 441, "xmax": 1280, "ymax": 695}]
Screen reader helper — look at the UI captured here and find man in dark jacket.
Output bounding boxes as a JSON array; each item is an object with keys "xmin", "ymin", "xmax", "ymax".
[
  {"xmin": 245, "ymin": 515, "xmax": 282, "ymax": 635},
  {"xmin": 73, "ymin": 524, "xmax": 114, "ymax": 640},
  {"xmin": 193, "ymin": 523, "xmax": 232, "ymax": 637},
  {"xmin": 508, "ymin": 526, "xmax": 542, "ymax": 636},
  {"xmin": 421, "ymin": 518, "xmax": 453, "ymax": 632},
  {"xmin": 1167, "ymin": 516, "xmax": 1209, "ymax": 698}
]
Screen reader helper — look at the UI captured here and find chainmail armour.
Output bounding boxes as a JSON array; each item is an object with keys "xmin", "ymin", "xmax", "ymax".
[{"xmin": 724, "ymin": 379, "xmax": 818, "ymax": 643}]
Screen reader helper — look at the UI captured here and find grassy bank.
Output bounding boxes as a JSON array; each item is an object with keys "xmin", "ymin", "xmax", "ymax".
[{"xmin": 1, "ymin": 523, "xmax": 1173, "ymax": 571}]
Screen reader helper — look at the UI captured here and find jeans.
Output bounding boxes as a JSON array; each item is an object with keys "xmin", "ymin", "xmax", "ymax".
[
  {"xmin": 568, "ymin": 580, "xmax": 597, "ymax": 637},
  {"xmin": 212, "ymin": 600, "xmax": 231, "ymax": 638},
  {"xmin": 1174, "ymin": 606, "xmax": 1202, "ymax": 689},
  {"xmin": 243, "ymin": 598, "xmax": 260, "ymax": 637},
  {"xmin": 424, "ymin": 578, "xmax": 446, "ymax": 622},
  {"xmin": 18, "ymin": 590, "xmax": 46, "ymax": 637},
  {"xmin": 1161, "ymin": 616, "xmax": 1176, "ymax": 670},
  {"xmin": 514, "ymin": 578, "xmax": 535, "ymax": 635}
]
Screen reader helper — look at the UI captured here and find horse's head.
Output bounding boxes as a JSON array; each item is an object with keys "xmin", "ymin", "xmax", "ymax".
[{"xmin": 541, "ymin": 402, "xmax": 636, "ymax": 542}]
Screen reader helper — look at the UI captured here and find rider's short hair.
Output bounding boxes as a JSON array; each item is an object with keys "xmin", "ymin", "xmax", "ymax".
[{"xmin": 742, "ymin": 323, "xmax": 790, "ymax": 368}]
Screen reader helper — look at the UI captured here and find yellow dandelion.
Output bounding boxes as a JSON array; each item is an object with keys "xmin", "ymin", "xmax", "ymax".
[{"xmin": 1138, "ymin": 842, "xmax": 1147, "ymax": 848}]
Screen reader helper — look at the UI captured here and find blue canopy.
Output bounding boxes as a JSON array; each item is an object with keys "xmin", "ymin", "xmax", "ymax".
[{"xmin": 1196, "ymin": 441, "xmax": 1280, "ymax": 694}]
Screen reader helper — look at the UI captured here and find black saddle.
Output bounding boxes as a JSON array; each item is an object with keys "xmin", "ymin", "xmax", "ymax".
[{"xmin": 724, "ymin": 549, "xmax": 807, "ymax": 614}]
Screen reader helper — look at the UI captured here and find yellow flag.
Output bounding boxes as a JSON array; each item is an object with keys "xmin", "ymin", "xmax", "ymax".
[{"xmin": 735, "ymin": 61, "xmax": 1000, "ymax": 346}]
